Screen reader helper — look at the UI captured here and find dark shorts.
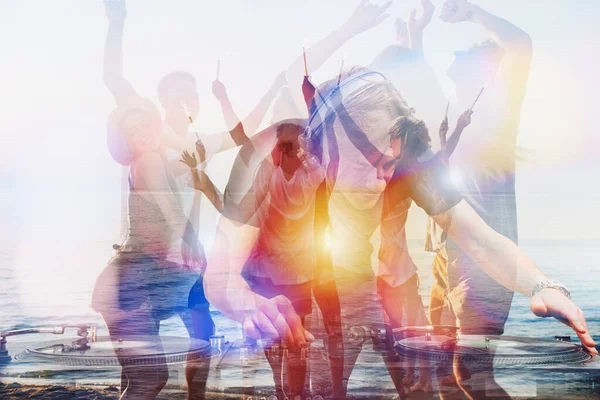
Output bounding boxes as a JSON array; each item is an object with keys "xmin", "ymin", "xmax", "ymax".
[
  {"xmin": 245, "ymin": 276, "xmax": 313, "ymax": 318},
  {"xmin": 188, "ymin": 276, "xmax": 210, "ymax": 310},
  {"xmin": 92, "ymin": 252, "xmax": 202, "ymax": 320}
]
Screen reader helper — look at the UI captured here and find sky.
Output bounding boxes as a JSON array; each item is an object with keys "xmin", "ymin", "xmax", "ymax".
[{"xmin": 0, "ymin": 0, "xmax": 599, "ymax": 258}]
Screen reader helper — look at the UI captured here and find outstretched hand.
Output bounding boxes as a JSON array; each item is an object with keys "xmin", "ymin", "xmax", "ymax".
[
  {"xmin": 531, "ymin": 289, "xmax": 598, "ymax": 355},
  {"xmin": 408, "ymin": 0, "xmax": 435, "ymax": 33},
  {"xmin": 242, "ymin": 295, "xmax": 315, "ymax": 349},
  {"xmin": 179, "ymin": 151, "xmax": 197, "ymax": 169},
  {"xmin": 343, "ymin": 0, "xmax": 392, "ymax": 36},
  {"xmin": 104, "ymin": 0, "xmax": 127, "ymax": 23},
  {"xmin": 440, "ymin": 0, "xmax": 475, "ymax": 24}
]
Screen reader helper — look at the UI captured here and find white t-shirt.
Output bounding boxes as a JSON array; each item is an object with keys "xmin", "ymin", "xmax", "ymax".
[{"xmin": 244, "ymin": 161, "xmax": 325, "ymax": 286}]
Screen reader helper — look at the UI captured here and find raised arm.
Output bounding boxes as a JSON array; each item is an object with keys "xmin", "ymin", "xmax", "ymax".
[
  {"xmin": 407, "ymin": 0, "xmax": 435, "ymax": 53},
  {"xmin": 180, "ymin": 147, "xmax": 224, "ymax": 213},
  {"xmin": 441, "ymin": 110, "xmax": 472, "ymax": 159},
  {"xmin": 214, "ymin": 72, "xmax": 287, "ymax": 139},
  {"xmin": 441, "ymin": 0, "xmax": 532, "ymax": 74},
  {"xmin": 103, "ymin": 0, "xmax": 140, "ymax": 106},
  {"xmin": 287, "ymin": 0, "xmax": 392, "ymax": 114},
  {"xmin": 212, "ymin": 80, "xmax": 248, "ymax": 146}
]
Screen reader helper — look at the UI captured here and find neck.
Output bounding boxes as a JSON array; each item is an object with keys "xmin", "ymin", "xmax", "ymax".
[{"xmin": 165, "ymin": 112, "xmax": 189, "ymax": 136}]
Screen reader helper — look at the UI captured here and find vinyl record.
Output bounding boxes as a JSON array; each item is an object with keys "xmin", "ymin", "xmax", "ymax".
[
  {"xmin": 395, "ymin": 335, "xmax": 591, "ymax": 366},
  {"xmin": 15, "ymin": 335, "xmax": 217, "ymax": 367}
]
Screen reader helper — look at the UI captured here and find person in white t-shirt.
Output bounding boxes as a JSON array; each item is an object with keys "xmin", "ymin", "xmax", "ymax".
[{"xmin": 181, "ymin": 121, "xmax": 325, "ymax": 399}]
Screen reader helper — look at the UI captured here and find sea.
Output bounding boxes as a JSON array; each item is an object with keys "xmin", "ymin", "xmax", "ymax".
[{"xmin": 1, "ymin": 237, "xmax": 599, "ymax": 396}]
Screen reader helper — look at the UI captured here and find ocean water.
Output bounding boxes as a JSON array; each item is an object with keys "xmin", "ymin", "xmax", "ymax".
[{"xmin": 1, "ymin": 238, "xmax": 599, "ymax": 393}]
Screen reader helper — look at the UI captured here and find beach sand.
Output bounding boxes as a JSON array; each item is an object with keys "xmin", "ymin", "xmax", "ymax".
[{"xmin": 0, "ymin": 381, "xmax": 406, "ymax": 399}]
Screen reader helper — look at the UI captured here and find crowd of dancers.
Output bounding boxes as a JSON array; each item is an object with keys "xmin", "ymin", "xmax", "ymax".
[{"xmin": 92, "ymin": 1, "xmax": 596, "ymax": 399}]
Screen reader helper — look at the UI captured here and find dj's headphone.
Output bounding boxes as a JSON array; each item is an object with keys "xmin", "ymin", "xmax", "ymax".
[{"xmin": 303, "ymin": 70, "xmax": 388, "ymax": 143}]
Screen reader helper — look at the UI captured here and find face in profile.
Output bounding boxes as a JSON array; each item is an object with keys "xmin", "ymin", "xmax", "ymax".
[
  {"xmin": 121, "ymin": 109, "xmax": 161, "ymax": 155},
  {"xmin": 273, "ymin": 124, "xmax": 303, "ymax": 173},
  {"xmin": 390, "ymin": 136, "xmax": 403, "ymax": 159}
]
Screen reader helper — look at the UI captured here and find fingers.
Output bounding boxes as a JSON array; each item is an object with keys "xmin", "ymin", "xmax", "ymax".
[
  {"xmin": 531, "ymin": 291, "xmax": 598, "ymax": 355},
  {"xmin": 260, "ymin": 300, "xmax": 294, "ymax": 345},
  {"xmin": 272, "ymin": 295, "xmax": 313, "ymax": 346},
  {"xmin": 272, "ymin": 295, "xmax": 310, "ymax": 346},
  {"xmin": 243, "ymin": 316, "xmax": 262, "ymax": 341},
  {"xmin": 257, "ymin": 311, "xmax": 281, "ymax": 340}
]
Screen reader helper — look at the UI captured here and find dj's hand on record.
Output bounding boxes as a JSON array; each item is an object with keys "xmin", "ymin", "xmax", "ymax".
[
  {"xmin": 242, "ymin": 295, "xmax": 315, "ymax": 348},
  {"xmin": 531, "ymin": 289, "xmax": 598, "ymax": 355}
]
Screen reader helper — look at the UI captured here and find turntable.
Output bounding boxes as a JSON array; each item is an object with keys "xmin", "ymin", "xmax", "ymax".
[
  {"xmin": 394, "ymin": 326, "xmax": 600, "ymax": 398},
  {"xmin": 1, "ymin": 325, "xmax": 216, "ymax": 367}
]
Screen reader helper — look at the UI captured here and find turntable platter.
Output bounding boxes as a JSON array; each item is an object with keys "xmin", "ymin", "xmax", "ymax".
[
  {"xmin": 395, "ymin": 335, "xmax": 591, "ymax": 366},
  {"xmin": 14, "ymin": 335, "xmax": 218, "ymax": 367}
]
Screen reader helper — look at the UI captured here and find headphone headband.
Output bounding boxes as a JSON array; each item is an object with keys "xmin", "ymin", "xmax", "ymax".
[{"xmin": 305, "ymin": 71, "xmax": 388, "ymax": 140}]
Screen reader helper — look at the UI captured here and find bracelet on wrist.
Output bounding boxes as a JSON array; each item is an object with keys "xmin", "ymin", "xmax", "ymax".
[{"xmin": 531, "ymin": 280, "xmax": 571, "ymax": 300}]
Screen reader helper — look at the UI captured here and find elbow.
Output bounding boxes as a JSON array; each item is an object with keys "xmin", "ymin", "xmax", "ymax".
[
  {"xmin": 506, "ymin": 33, "xmax": 533, "ymax": 60},
  {"xmin": 517, "ymin": 33, "xmax": 533, "ymax": 57}
]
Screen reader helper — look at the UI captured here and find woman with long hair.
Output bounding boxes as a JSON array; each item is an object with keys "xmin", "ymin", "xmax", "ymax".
[{"xmin": 91, "ymin": 99, "xmax": 205, "ymax": 400}]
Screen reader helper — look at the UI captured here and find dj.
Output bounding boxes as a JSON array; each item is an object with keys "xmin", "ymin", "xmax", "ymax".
[{"xmin": 203, "ymin": 66, "xmax": 596, "ymax": 398}]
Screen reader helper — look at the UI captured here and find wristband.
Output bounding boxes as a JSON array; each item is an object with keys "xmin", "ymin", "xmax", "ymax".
[{"xmin": 531, "ymin": 280, "xmax": 571, "ymax": 300}]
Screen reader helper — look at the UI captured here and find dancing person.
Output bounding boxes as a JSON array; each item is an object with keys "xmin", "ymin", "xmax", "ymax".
[
  {"xmin": 439, "ymin": 0, "xmax": 534, "ymax": 336},
  {"xmin": 211, "ymin": 66, "xmax": 596, "ymax": 395},
  {"xmin": 182, "ymin": 122, "xmax": 325, "ymax": 400},
  {"xmin": 426, "ymin": 112, "xmax": 468, "ymax": 328},
  {"xmin": 92, "ymin": 99, "xmax": 205, "ymax": 400}
]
